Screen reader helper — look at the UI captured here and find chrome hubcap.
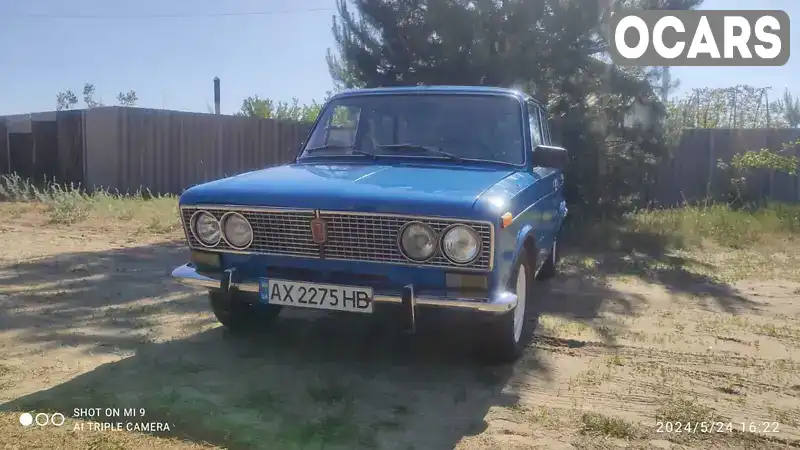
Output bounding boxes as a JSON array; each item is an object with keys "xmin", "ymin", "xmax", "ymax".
[{"xmin": 513, "ymin": 265, "xmax": 527, "ymax": 343}]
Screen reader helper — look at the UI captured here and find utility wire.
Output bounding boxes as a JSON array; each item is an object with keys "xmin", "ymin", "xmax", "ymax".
[{"xmin": 2, "ymin": 7, "xmax": 335, "ymax": 20}]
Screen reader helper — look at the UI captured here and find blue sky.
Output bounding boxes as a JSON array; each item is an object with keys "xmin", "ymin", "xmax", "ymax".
[{"xmin": 0, "ymin": 0, "xmax": 796, "ymax": 115}]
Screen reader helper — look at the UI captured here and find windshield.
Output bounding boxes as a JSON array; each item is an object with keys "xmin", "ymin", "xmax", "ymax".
[{"xmin": 300, "ymin": 94, "xmax": 526, "ymax": 165}]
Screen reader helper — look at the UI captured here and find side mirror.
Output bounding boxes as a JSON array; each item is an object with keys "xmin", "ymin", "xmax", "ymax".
[{"xmin": 531, "ymin": 145, "xmax": 568, "ymax": 170}]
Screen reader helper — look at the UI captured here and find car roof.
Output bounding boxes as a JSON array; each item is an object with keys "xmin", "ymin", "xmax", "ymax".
[{"xmin": 330, "ymin": 85, "xmax": 542, "ymax": 107}]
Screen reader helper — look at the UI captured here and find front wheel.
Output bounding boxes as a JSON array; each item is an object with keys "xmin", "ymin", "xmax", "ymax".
[
  {"xmin": 209, "ymin": 290, "xmax": 282, "ymax": 333},
  {"xmin": 536, "ymin": 235, "xmax": 559, "ymax": 280},
  {"xmin": 479, "ymin": 250, "xmax": 535, "ymax": 364}
]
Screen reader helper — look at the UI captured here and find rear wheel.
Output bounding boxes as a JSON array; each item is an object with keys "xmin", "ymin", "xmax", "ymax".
[
  {"xmin": 479, "ymin": 250, "xmax": 534, "ymax": 364},
  {"xmin": 209, "ymin": 290, "xmax": 281, "ymax": 333}
]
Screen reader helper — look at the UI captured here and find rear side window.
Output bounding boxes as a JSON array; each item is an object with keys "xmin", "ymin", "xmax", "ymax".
[
  {"xmin": 527, "ymin": 102, "xmax": 542, "ymax": 147},
  {"xmin": 538, "ymin": 108, "xmax": 551, "ymax": 144}
]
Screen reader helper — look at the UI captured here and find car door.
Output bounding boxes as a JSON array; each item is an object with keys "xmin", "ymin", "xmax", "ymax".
[
  {"xmin": 539, "ymin": 107, "xmax": 567, "ymax": 232},
  {"xmin": 527, "ymin": 102, "xmax": 560, "ymax": 262}
]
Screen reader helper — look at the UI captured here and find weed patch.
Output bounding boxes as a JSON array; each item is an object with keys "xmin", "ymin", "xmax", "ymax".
[
  {"xmin": 655, "ymin": 398, "xmax": 721, "ymax": 424},
  {"xmin": 580, "ymin": 412, "xmax": 638, "ymax": 439},
  {"xmin": 0, "ymin": 173, "xmax": 179, "ymax": 233}
]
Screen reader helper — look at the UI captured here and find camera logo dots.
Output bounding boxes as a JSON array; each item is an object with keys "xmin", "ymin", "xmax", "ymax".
[{"xmin": 19, "ymin": 412, "xmax": 65, "ymax": 427}]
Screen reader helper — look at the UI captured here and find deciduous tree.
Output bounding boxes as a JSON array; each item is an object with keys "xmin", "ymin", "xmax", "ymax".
[
  {"xmin": 237, "ymin": 95, "xmax": 329, "ymax": 123},
  {"xmin": 55, "ymin": 83, "xmax": 138, "ymax": 110}
]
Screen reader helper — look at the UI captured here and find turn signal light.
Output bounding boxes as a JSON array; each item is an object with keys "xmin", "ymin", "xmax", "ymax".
[
  {"xmin": 191, "ymin": 250, "xmax": 221, "ymax": 269},
  {"xmin": 501, "ymin": 212, "xmax": 513, "ymax": 228}
]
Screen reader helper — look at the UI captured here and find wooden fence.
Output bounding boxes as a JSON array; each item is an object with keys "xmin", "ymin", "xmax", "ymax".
[
  {"xmin": 0, "ymin": 121, "xmax": 7, "ymax": 174},
  {"xmin": 1, "ymin": 107, "xmax": 312, "ymax": 194},
  {"xmin": 57, "ymin": 110, "xmax": 85, "ymax": 186},
  {"xmin": 2, "ymin": 107, "xmax": 799, "ymax": 203},
  {"xmin": 81, "ymin": 107, "xmax": 311, "ymax": 194},
  {"xmin": 655, "ymin": 128, "xmax": 800, "ymax": 205}
]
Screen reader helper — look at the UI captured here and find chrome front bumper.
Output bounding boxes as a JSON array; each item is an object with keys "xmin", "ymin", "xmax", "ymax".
[{"xmin": 170, "ymin": 264, "xmax": 517, "ymax": 314}]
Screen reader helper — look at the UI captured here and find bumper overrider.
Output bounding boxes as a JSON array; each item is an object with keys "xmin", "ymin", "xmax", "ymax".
[{"xmin": 171, "ymin": 263, "xmax": 518, "ymax": 315}]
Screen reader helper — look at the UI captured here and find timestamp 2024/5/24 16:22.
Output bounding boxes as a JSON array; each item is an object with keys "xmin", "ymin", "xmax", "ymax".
[{"xmin": 656, "ymin": 421, "xmax": 781, "ymax": 434}]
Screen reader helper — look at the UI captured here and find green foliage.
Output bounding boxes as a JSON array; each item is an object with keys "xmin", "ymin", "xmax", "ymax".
[
  {"xmin": 731, "ymin": 149, "xmax": 798, "ymax": 175},
  {"xmin": 55, "ymin": 90, "xmax": 78, "ymax": 111},
  {"xmin": 666, "ymin": 85, "xmax": 796, "ymax": 133},
  {"xmin": 716, "ymin": 138, "xmax": 800, "ymax": 205},
  {"xmin": 116, "ymin": 90, "xmax": 139, "ymax": 107},
  {"xmin": 56, "ymin": 82, "xmax": 138, "ymax": 110},
  {"xmin": 83, "ymin": 83, "xmax": 102, "ymax": 108},
  {"xmin": 238, "ymin": 94, "xmax": 330, "ymax": 123}
]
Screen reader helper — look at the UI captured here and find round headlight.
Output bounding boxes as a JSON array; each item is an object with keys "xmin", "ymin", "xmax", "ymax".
[
  {"xmin": 398, "ymin": 222, "xmax": 437, "ymax": 261},
  {"xmin": 221, "ymin": 212, "xmax": 253, "ymax": 250},
  {"xmin": 441, "ymin": 225, "xmax": 481, "ymax": 264},
  {"xmin": 191, "ymin": 211, "xmax": 221, "ymax": 246}
]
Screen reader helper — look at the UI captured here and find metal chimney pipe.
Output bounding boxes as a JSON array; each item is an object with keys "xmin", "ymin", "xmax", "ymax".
[{"xmin": 213, "ymin": 77, "xmax": 221, "ymax": 115}]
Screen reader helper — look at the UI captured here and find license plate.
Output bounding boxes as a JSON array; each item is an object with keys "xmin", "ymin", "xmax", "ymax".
[{"xmin": 259, "ymin": 279, "xmax": 373, "ymax": 314}]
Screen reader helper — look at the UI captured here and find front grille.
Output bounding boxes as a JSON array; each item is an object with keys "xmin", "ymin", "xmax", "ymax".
[{"xmin": 180, "ymin": 206, "xmax": 493, "ymax": 270}]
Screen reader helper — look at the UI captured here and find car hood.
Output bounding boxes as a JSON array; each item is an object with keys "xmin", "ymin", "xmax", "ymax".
[{"xmin": 179, "ymin": 163, "xmax": 515, "ymax": 219}]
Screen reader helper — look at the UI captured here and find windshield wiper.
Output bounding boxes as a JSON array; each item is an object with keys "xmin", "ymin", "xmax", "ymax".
[
  {"xmin": 376, "ymin": 143, "xmax": 463, "ymax": 162},
  {"xmin": 303, "ymin": 144, "xmax": 377, "ymax": 159}
]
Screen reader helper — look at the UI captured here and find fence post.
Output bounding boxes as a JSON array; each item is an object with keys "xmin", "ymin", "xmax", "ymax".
[
  {"xmin": 795, "ymin": 141, "xmax": 800, "ymax": 203},
  {"xmin": 766, "ymin": 89, "xmax": 771, "ymax": 128},
  {"xmin": 0, "ymin": 120, "xmax": 8, "ymax": 174},
  {"xmin": 706, "ymin": 130, "xmax": 715, "ymax": 200}
]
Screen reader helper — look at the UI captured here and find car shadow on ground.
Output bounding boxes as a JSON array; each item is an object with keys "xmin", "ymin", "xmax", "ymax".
[
  {"xmin": 0, "ymin": 228, "xmax": 762, "ymax": 449},
  {"xmin": 561, "ymin": 226, "xmax": 761, "ymax": 315},
  {"xmin": 0, "ymin": 241, "xmax": 211, "ymax": 354}
]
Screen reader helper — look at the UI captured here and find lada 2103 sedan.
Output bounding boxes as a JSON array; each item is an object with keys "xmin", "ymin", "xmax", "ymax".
[{"xmin": 171, "ymin": 86, "xmax": 568, "ymax": 363}]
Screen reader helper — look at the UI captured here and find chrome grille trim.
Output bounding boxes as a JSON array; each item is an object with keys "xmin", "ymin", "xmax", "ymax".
[
  {"xmin": 318, "ymin": 210, "xmax": 493, "ymax": 269},
  {"xmin": 180, "ymin": 205, "xmax": 494, "ymax": 271}
]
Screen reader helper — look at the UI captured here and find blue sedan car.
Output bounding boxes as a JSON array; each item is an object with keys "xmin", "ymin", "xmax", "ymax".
[{"xmin": 172, "ymin": 86, "xmax": 568, "ymax": 363}]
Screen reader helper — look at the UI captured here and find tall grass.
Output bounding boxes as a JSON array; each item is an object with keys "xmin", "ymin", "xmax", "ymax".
[
  {"xmin": 0, "ymin": 173, "xmax": 180, "ymax": 232},
  {"xmin": 568, "ymin": 201, "xmax": 800, "ymax": 252},
  {"xmin": 629, "ymin": 203, "xmax": 800, "ymax": 248}
]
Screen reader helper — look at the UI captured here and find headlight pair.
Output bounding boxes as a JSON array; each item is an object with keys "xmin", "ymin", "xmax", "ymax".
[
  {"xmin": 190, "ymin": 211, "xmax": 253, "ymax": 250},
  {"xmin": 398, "ymin": 222, "xmax": 481, "ymax": 264}
]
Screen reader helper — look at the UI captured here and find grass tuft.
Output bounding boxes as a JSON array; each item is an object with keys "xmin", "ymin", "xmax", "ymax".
[
  {"xmin": 580, "ymin": 412, "xmax": 638, "ymax": 439},
  {"xmin": 655, "ymin": 398, "xmax": 721, "ymax": 424}
]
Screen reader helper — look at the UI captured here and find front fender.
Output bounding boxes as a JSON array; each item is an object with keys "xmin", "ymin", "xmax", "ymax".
[
  {"xmin": 494, "ymin": 224, "xmax": 537, "ymax": 291},
  {"xmin": 511, "ymin": 224, "xmax": 535, "ymax": 270}
]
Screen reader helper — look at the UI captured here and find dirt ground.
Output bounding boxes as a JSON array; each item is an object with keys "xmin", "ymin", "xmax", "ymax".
[{"xmin": 1, "ymin": 203, "xmax": 799, "ymax": 450}]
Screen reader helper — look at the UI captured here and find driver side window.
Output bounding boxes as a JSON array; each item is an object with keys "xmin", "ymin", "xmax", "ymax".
[
  {"xmin": 527, "ymin": 103, "xmax": 543, "ymax": 148},
  {"xmin": 306, "ymin": 105, "xmax": 361, "ymax": 149}
]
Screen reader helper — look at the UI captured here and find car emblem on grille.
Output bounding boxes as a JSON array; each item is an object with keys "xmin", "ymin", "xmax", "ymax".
[{"xmin": 310, "ymin": 218, "xmax": 328, "ymax": 244}]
